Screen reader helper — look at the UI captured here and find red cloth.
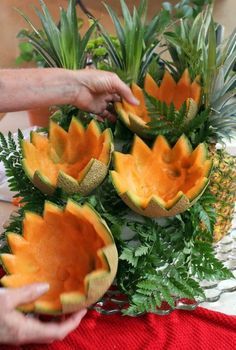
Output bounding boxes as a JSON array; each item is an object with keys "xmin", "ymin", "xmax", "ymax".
[{"xmin": 2, "ymin": 307, "xmax": 236, "ymax": 350}]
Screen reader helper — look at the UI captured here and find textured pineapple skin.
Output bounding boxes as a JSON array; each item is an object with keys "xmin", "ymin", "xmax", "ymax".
[{"xmin": 209, "ymin": 148, "xmax": 236, "ymax": 242}]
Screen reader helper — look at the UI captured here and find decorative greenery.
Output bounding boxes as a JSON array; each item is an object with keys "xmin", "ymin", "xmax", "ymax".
[
  {"xmin": 97, "ymin": 0, "xmax": 170, "ymax": 84},
  {"xmin": 0, "ymin": 131, "xmax": 65, "ymax": 251},
  {"xmin": 16, "ymin": 40, "xmax": 45, "ymax": 67},
  {"xmin": 114, "ymin": 191, "xmax": 232, "ymax": 316},
  {"xmin": 16, "ymin": 0, "xmax": 95, "ymax": 69},
  {"xmin": 144, "ymin": 92, "xmax": 210, "ymax": 144},
  {"xmin": 164, "ymin": 7, "xmax": 236, "ymax": 145},
  {"xmin": 162, "ymin": 0, "xmax": 213, "ymax": 19}
]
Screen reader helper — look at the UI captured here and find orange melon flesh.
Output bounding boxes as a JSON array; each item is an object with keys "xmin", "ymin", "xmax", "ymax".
[
  {"xmin": 116, "ymin": 69, "xmax": 201, "ymax": 138},
  {"xmin": 22, "ymin": 118, "xmax": 112, "ymax": 195},
  {"xmin": 144, "ymin": 73, "xmax": 160, "ymax": 100},
  {"xmin": 173, "ymin": 69, "xmax": 191, "ymax": 109},
  {"xmin": 1, "ymin": 201, "xmax": 118, "ymax": 314},
  {"xmin": 111, "ymin": 135, "xmax": 212, "ymax": 217},
  {"xmin": 159, "ymin": 71, "xmax": 177, "ymax": 106}
]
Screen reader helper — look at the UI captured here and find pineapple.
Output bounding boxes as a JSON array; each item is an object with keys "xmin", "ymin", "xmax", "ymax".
[
  {"xmin": 164, "ymin": 6, "xmax": 236, "ymax": 241},
  {"xmin": 17, "ymin": 0, "xmax": 96, "ymax": 70},
  {"xmin": 210, "ymin": 149, "xmax": 236, "ymax": 241},
  {"xmin": 99, "ymin": 0, "xmax": 170, "ymax": 84}
]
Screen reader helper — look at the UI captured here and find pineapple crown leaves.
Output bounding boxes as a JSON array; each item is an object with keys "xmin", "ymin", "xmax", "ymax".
[
  {"xmin": 98, "ymin": 0, "xmax": 170, "ymax": 84},
  {"xmin": 16, "ymin": 0, "xmax": 96, "ymax": 69},
  {"xmin": 207, "ymin": 29, "xmax": 236, "ymax": 143},
  {"xmin": 164, "ymin": 6, "xmax": 215, "ymax": 81},
  {"xmin": 164, "ymin": 6, "xmax": 236, "ymax": 144}
]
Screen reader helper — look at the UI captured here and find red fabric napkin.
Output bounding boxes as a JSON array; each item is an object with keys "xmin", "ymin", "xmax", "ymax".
[{"xmin": 2, "ymin": 306, "xmax": 236, "ymax": 350}]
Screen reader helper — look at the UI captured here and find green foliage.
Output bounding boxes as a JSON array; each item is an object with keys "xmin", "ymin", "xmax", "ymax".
[
  {"xmin": 16, "ymin": 0, "xmax": 95, "ymax": 69},
  {"xmin": 162, "ymin": 0, "xmax": 213, "ymax": 19},
  {"xmin": 144, "ymin": 92, "xmax": 210, "ymax": 144},
  {"xmin": 99, "ymin": 0, "xmax": 170, "ymax": 84},
  {"xmin": 16, "ymin": 40, "xmax": 45, "ymax": 67},
  {"xmin": 115, "ymin": 191, "xmax": 232, "ymax": 316},
  {"xmin": 0, "ymin": 131, "xmax": 65, "ymax": 250},
  {"xmin": 86, "ymin": 35, "xmax": 120, "ymax": 70},
  {"xmin": 164, "ymin": 6, "xmax": 215, "ymax": 83},
  {"xmin": 163, "ymin": 7, "xmax": 236, "ymax": 144},
  {"xmin": 207, "ymin": 29, "xmax": 236, "ymax": 143}
]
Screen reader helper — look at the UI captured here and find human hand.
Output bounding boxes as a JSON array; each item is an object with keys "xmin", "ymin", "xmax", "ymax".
[
  {"xmin": 72, "ymin": 69, "xmax": 139, "ymax": 117},
  {"xmin": 0, "ymin": 283, "xmax": 87, "ymax": 345}
]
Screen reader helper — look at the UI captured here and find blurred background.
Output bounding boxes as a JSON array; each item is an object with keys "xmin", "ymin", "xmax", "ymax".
[{"xmin": 0, "ymin": 0, "xmax": 235, "ymax": 68}]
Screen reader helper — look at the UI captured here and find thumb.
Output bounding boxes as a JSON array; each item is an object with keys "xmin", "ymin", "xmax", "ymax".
[{"xmin": 7, "ymin": 283, "xmax": 50, "ymax": 309}]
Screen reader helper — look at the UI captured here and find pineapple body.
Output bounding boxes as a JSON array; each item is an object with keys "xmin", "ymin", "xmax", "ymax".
[{"xmin": 209, "ymin": 149, "xmax": 236, "ymax": 241}]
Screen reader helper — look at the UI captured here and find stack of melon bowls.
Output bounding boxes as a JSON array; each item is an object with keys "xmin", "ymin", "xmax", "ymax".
[{"xmin": 0, "ymin": 0, "xmax": 235, "ymax": 316}]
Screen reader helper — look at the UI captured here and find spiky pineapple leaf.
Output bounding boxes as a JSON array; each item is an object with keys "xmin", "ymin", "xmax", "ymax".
[
  {"xmin": 17, "ymin": 0, "xmax": 95, "ymax": 69},
  {"xmin": 99, "ymin": 0, "xmax": 170, "ymax": 84}
]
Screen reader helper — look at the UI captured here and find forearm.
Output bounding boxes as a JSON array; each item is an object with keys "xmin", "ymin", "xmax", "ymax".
[{"xmin": 0, "ymin": 68, "xmax": 77, "ymax": 112}]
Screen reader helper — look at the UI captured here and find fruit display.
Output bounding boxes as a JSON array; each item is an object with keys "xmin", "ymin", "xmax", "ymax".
[{"xmin": 0, "ymin": 0, "xmax": 235, "ymax": 316}]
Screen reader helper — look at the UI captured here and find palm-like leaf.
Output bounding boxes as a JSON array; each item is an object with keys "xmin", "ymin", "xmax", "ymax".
[
  {"xmin": 99, "ymin": 0, "xmax": 170, "ymax": 84},
  {"xmin": 164, "ymin": 6, "xmax": 236, "ymax": 144},
  {"xmin": 17, "ymin": 0, "xmax": 95, "ymax": 70}
]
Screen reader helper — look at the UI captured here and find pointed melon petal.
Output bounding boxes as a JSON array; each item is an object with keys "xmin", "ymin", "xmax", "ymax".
[
  {"xmin": 159, "ymin": 71, "xmax": 176, "ymax": 105},
  {"xmin": 144, "ymin": 73, "xmax": 160, "ymax": 100},
  {"xmin": 49, "ymin": 122, "xmax": 68, "ymax": 158}
]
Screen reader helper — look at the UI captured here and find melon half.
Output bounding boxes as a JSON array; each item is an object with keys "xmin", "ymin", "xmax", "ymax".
[
  {"xmin": 110, "ymin": 134, "xmax": 212, "ymax": 217},
  {"xmin": 1, "ymin": 200, "xmax": 118, "ymax": 314},
  {"xmin": 116, "ymin": 69, "xmax": 201, "ymax": 138},
  {"xmin": 22, "ymin": 118, "xmax": 113, "ymax": 195}
]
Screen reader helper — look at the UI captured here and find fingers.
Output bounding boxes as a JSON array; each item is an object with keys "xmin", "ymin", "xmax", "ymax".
[
  {"xmin": 111, "ymin": 93, "xmax": 121, "ymax": 102},
  {"xmin": 104, "ymin": 93, "xmax": 121, "ymax": 103},
  {"xmin": 17, "ymin": 309, "xmax": 87, "ymax": 344},
  {"xmin": 100, "ymin": 110, "xmax": 117, "ymax": 123},
  {"xmin": 1, "ymin": 283, "xmax": 50, "ymax": 309},
  {"xmin": 110, "ymin": 74, "xmax": 139, "ymax": 105}
]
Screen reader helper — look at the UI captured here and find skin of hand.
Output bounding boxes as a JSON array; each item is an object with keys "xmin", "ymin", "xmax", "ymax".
[
  {"xmin": 0, "ymin": 283, "xmax": 87, "ymax": 345},
  {"xmin": 0, "ymin": 68, "xmax": 139, "ymax": 114},
  {"xmin": 71, "ymin": 69, "xmax": 139, "ymax": 116}
]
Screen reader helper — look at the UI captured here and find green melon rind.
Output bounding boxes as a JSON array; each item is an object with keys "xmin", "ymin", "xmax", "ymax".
[
  {"xmin": 57, "ymin": 158, "xmax": 108, "ymax": 195},
  {"xmin": 116, "ymin": 107, "xmax": 153, "ymax": 139},
  {"xmin": 121, "ymin": 191, "xmax": 190, "ymax": 218},
  {"xmin": 185, "ymin": 98, "xmax": 198, "ymax": 122},
  {"xmin": 116, "ymin": 99, "xmax": 199, "ymax": 140},
  {"xmin": 33, "ymin": 170, "xmax": 56, "ymax": 196},
  {"xmin": 110, "ymin": 171, "xmax": 210, "ymax": 218},
  {"xmin": 100, "ymin": 127, "xmax": 114, "ymax": 164},
  {"xmin": 22, "ymin": 124, "xmax": 113, "ymax": 196}
]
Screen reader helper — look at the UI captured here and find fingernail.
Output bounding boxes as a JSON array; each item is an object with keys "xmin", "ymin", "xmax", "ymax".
[
  {"xmin": 130, "ymin": 97, "xmax": 140, "ymax": 106},
  {"xmin": 36, "ymin": 283, "xmax": 50, "ymax": 294}
]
